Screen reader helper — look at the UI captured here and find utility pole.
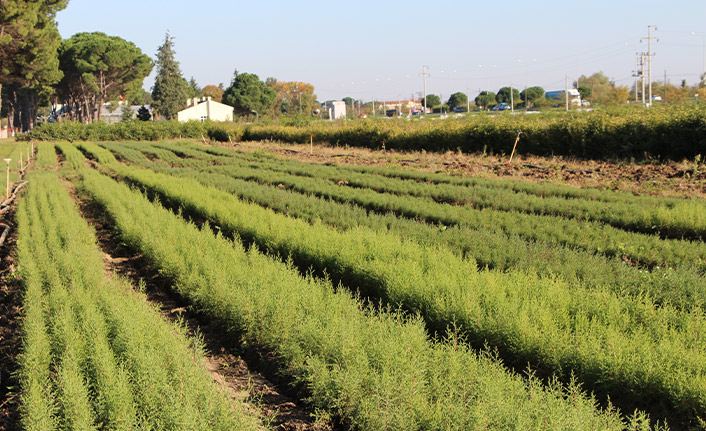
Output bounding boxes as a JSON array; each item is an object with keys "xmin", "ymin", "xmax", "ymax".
[
  {"xmin": 633, "ymin": 53, "xmax": 640, "ymax": 103},
  {"xmin": 420, "ymin": 65, "xmax": 430, "ymax": 112},
  {"xmin": 565, "ymin": 75, "xmax": 569, "ymax": 111},
  {"xmin": 641, "ymin": 53, "xmax": 646, "ymax": 105},
  {"xmin": 466, "ymin": 87, "xmax": 470, "ymax": 112},
  {"xmin": 510, "ymin": 83, "xmax": 514, "ymax": 113},
  {"xmin": 664, "ymin": 70, "xmax": 667, "ymax": 102},
  {"xmin": 642, "ymin": 25, "xmax": 658, "ymax": 106}
]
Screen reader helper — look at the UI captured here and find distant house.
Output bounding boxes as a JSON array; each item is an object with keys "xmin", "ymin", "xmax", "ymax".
[
  {"xmin": 325, "ymin": 101, "xmax": 346, "ymax": 120},
  {"xmin": 177, "ymin": 97, "xmax": 233, "ymax": 122},
  {"xmin": 100, "ymin": 102, "xmax": 151, "ymax": 124}
]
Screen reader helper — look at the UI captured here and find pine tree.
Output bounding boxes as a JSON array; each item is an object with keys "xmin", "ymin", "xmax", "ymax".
[
  {"xmin": 137, "ymin": 105, "xmax": 151, "ymax": 121},
  {"xmin": 0, "ymin": 0, "xmax": 68, "ymax": 130},
  {"xmin": 151, "ymin": 32, "xmax": 189, "ymax": 120}
]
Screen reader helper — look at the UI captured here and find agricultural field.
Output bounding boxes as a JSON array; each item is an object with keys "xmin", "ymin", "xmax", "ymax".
[{"xmin": 1, "ymin": 136, "xmax": 706, "ymax": 430}]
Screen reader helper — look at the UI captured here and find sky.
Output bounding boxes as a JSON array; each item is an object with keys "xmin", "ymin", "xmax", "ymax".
[{"xmin": 56, "ymin": 0, "xmax": 706, "ymax": 103}]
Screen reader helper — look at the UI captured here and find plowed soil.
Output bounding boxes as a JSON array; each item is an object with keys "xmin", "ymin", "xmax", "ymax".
[{"xmin": 228, "ymin": 140, "xmax": 706, "ymax": 199}]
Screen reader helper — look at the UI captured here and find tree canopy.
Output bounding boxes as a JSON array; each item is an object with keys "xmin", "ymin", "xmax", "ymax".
[
  {"xmin": 266, "ymin": 78, "xmax": 317, "ymax": 115},
  {"xmin": 447, "ymin": 92, "xmax": 468, "ymax": 110},
  {"xmin": 424, "ymin": 94, "xmax": 441, "ymax": 108},
  {"xmin": 222, "ymin": 71, "xmax": 276, "ymax": 117},
  {"xmin": 57, "ymin": 32, "xmax": 152, "ymax": 122},
  {"xmin": 151, "ymin": 32, "xmax": 190, "ymax": 120},
  {"xmin": 201, "ymin": 85, "xmax": 224, "ymax": 103},
  {"xmin": 188, "ymin": 76, "xmax": 201, "ymax": 98},
  {"xmin": 0, "ymin": 0, "xmax": 68, "ymax": 130},
  {"xmin": 496, "ymin": 87, "xmax": 521, "ymax": 105},
  {"xmin": 474, "ymin": 91, "xmax": 496, "ymax": 110},
  {"xmin": 575, "ymin": 72, "xmax": 612, "ymax": 104},
  {"xmin": 520, "ymin": 86, "xmax": 545, "ymax": 107}
]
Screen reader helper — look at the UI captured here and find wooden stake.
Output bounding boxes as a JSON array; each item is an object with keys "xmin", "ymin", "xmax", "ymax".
[
  {"xmin": 4, "ymin": 159, "xmax": 11, "ymax": 200},
  {"xmin": 507, "ymin": 131, "xmax": 522, "ymax": 164},
  {"xmin": 310, "ymin": 135, "xmax": 313, "ymax": 155}
]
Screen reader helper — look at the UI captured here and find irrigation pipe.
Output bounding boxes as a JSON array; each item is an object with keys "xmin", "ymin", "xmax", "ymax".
[{"xmin": 0, "ymin": 223, "xmax": 9, "ymax": 247}]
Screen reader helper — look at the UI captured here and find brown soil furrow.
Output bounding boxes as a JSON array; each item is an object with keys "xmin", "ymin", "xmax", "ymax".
[{"xmin": 0, "ymin": 206, "xmax": 21, "ymax": 431}]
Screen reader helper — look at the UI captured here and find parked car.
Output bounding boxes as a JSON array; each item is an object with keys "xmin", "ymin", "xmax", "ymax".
[{"xmin": 492, "ymin": 102, "xmax": 511, "ymax": 111}]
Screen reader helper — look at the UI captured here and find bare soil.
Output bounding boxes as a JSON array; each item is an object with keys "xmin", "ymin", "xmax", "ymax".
[
  {"xmin": 227, "ymin": 140, "xmax": 706, "ymax": 199},
  {"xmin": 0, "ymin": 207, "xmax": 21, "ymax": 431},
  {"xmin": 70, "ymin": 182, "xmax": 332, "ymax": 431}
]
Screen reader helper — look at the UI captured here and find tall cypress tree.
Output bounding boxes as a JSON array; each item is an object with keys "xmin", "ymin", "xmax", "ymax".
[{"xmin": 151, "ymin": 32, "xmax": 189, "ymax": 120}]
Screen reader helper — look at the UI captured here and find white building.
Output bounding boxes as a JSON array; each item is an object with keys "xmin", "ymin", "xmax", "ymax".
[
  {"xmin": 177, "ymin": 97, "xmax": 233, "ymax": 122},
  {"xmin": 326, "ymin": 101, "xmax": 346, "ymax": 120}
]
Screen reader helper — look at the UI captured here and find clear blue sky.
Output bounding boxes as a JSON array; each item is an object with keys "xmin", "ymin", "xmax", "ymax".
[{"xmin": 57, "ymin": 0, "xmax": 706, "ymax": 102}]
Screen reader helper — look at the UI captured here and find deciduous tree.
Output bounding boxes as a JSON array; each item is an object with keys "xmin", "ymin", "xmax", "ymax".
[
  {"xmin": 575, "ymin": 72, "xmax": 612, "ymax": 104},
  {"xmin": 222, "ymin": 70, "xmax": 276, "ymax": 118},
  {"xmin": 266, "ymin": 78, "xmax": 317, "ymax": 115},
  {"xmin": 201, "ymin": 84, "xmax": 223, "ymax": 102}
]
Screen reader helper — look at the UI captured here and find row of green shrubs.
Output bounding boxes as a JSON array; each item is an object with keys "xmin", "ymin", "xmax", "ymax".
[{"xmin": 23, "ymin": 105, "xmax": 706, "ymax": 160}]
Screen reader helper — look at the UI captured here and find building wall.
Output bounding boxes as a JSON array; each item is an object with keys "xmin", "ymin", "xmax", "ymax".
[
  {"xmin": 177, "ymin": 100, "xmax": 233, "ymax": 122},
  {"xmin": 328, "ymin": 101, "xmax": 346, "ymax": 120}
]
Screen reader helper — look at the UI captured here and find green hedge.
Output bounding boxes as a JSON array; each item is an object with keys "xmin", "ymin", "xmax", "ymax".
[{"xmin": 24, "ymin": 105, "xmax": 706, "ymax": 160}]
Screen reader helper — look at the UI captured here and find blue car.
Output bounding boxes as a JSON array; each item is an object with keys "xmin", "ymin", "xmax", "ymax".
[{"xmin": 492, "ymin": 103, "xmax": 511, "ymax": 111}]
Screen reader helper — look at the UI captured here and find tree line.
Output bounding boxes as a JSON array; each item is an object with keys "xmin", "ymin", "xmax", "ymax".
[{"xmin": 0, "ymin": 3, "xmax": 320, "ymax": 131}]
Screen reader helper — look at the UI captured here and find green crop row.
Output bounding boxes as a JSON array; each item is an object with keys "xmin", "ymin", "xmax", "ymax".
[
  {"xmin": 147, "ymin": 141, "xmax": 705, "ymax": 240},
  {"xmin": 16, "ymin": 157, "xmax": 260, "ymax": 429},
  {"xmin": 0, "ymin": 141, "xmax": 32, "ymax": 200},
  {"xmin": 71, "ymin": 158, "xmax": 650, "ymax": 430},
  {"xmin": 115, "ymin": 141, "xmax": 706, "ymax": 270},
  {"xmin": 100, "ymin": 141, "xmax": 705, "ymax": 311},
  {"xmin": 74, "ymin": 142, "xmax": 706, "ymax": 428}
]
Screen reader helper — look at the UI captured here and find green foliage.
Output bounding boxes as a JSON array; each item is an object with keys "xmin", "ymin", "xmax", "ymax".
[
  {"xmin": 56, "ymin": 32, "xmax": 153, "ymax": 122},
  {"xmin": 151, "ymin": 32, "xmax": 190, "ymax": 120},
  {"xmin": 87, "ymin": 147, "xmax": 706, "ymax": 428},
  {"xmin": 446, "ymin": 92, "xmax": 468, "ymax": 110},
  {"xmin": 222, "ymin": 71, "xmax": 276, "ymax": 117},
  {"xmin": 187, "ymin": 76, "xmax": 200, "ymax": 98},
  {"xmin": 496, "ymin": 86, "xmax": 521, "ymax": 105},
  {"xmin": 16, "ymin": 166, "xmax": 262, "ymax": 429},
  {"xmin": 107, "ymin": 140, "xmax": 706, "ymax": 310},
  {"xmin": 424, "ymin": 94, "xmax": 440, "ymax": 108},
  {"xmin": 474, "ymin": 91, "xmax": 496, "ymax": 110},
  {"xmin": 76, "ymin": 157, "xmax": 630, "ymax": 430},
  {"xmin": 136, "ymin": 106, "xmax": 151, "ymax": 121},
  {"xmin": 23, "ymin": 120, "xmax": 208, "ymax": 141},
  {"xmin": 0, "ymin": 0, "xmax": 67, "ymax": 130},
  {"xmin": 520, "ymin": 86, "xmax": 545, "ymax": 106},
  {"xmin": 22, "ymin": 106, "xmax": 706, "ymax": 162}
]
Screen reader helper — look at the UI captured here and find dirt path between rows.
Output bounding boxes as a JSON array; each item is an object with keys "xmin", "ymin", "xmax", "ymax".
[
  {"xmin": 68, "ymin": 178, "xmax": 332, "ymax": 431},
  {"xmin": 228, "ymin": 140, "xmax": 706, "ymax": 199},
  {"xmin": 0, "ymin": 205, "xmax": 20, "ymax": 431}
]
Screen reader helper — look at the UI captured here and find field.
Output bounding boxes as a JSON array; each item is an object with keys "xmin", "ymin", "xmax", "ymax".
[{"xmin": 1, "ymin": 135, "xmax": 706, "ymax": 430}]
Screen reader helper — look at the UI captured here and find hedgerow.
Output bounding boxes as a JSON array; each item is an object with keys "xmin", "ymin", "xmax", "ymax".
[{"xmin": 22, "ymin": 105, "xmax": 706, "ymax": 160}]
